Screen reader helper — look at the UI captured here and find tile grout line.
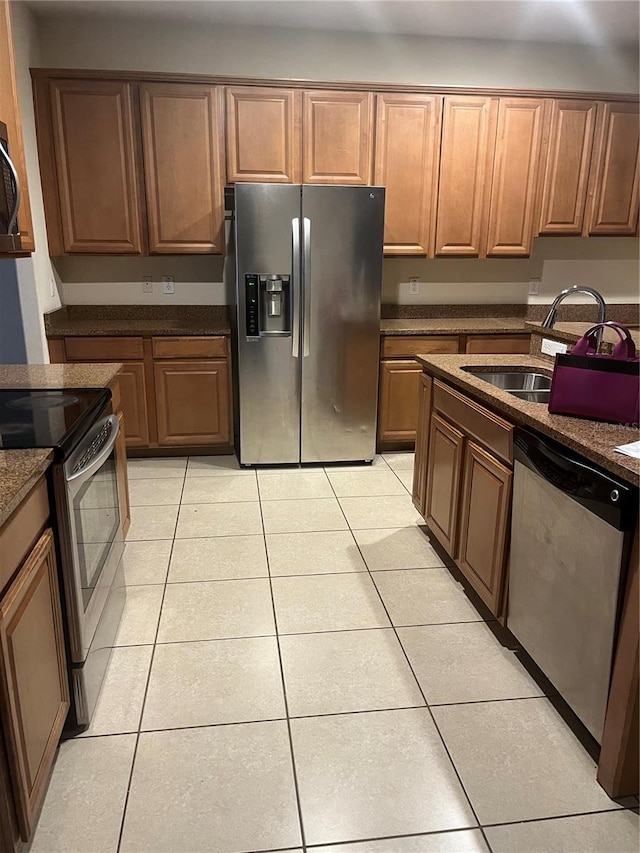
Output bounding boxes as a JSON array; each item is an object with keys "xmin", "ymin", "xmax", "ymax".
[
  {"xmin": 115, "ymin": 461, "xmax": 189, "ymax": 853},
  {"xmin": 257, "ymin": 473, "xmax": 308, "ymax": 853},
  {"xmin": 324, "ymin": 464, "xmax": 495, "ymax": 853}
]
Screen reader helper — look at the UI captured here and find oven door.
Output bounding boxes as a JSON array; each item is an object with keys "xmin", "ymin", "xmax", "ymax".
[{"xmin": 62, "ymin": 414, "xmax": 124, "ymax": 663}]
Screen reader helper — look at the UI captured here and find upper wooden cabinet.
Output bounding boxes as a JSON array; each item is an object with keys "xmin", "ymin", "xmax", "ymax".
[
  {"xmin": 44, "ymin": 79, "xmax": 143, "ymax": 254},
  {"xmin": 375, "ymin": 94, "xmax": 442, "ymax": 255},
  {"xmin": 140, "ymin": 83, "xmax": 224, "ymax": 253},
  {"xmin": 537, "ymin": 99, "xmax": 598, "ymax": 235},
  {"xmin": 0, "ymin": 0, "xmax": 34, "ymax": 254},
  {"xmin": 303, "ymin": 91, "xmax": 374, "ymax": 184},
  {"xmin": 485, "ymin": 98, "xmax": 547, "ymax": 256},
  {"xmin": 226, "ymin": 87, "xmax": 301, "ymax": 183},
  {"xmin": 584, "ymin": 101, "xmax": 639, "ymax": 236},
  {"xmin": 435, "ymin": 96, "xmax": 498, "ymax": 256}
]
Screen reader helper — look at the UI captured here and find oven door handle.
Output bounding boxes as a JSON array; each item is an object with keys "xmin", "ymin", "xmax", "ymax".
[{"xmin": 66, "ymin": 415, "xmax": 120, "ymax": 490}]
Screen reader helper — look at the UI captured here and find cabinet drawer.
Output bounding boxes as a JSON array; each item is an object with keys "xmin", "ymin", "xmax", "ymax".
[
  {"xmin": 433, "ymin": 380, "xmax": 513, "ymax": 464},
  {"xmin": 465, "ymin": 335, "xmax": 530, "ymax": 355},
  {"xmin": 381, "ymin": 336, "xmax": 459, "ymax": 358},
  {"xmin": 64, "ymin": 336, "xmax": 144, "ymax": 361},
  {"xmin": 152, "ymin": 336, "xmax": 227, "ymax": 359},
  {"xmin": 0, "ymin": 479, "xmax": 49, "ymax": 596}
]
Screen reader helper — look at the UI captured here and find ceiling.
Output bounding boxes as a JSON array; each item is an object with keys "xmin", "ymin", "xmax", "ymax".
[{"xmin": 26, "ymin": 0, "xmax": 640, "ymax": 46}]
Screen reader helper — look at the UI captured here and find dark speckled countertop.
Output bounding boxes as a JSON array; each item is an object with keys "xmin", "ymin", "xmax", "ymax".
[
  {"xmin": 526, "ymin": 321, "xmax": 640, "ymax": 351},
  {"xmin": 0, "ymin": 449, "xmax": 53, "ymax": 528},
  {"xmin": 416, "ymin": 353, "xmax": 640, "ymax": 487},
  {"xmin": 380, "ymin": 318, "xmax": 529, "ymax": 336},
  {"xmin": 45, "ymin": 305, "xmax": 231, "ymax": 337},
  {"xmin": 0, "ymin": 364, "xmax": 122, "ymax": 389}
]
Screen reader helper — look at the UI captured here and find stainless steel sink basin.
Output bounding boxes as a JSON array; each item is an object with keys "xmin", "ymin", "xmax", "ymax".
[{"xmin": 461, "ymin": 368, "xmax": 552, "ymax": 403}]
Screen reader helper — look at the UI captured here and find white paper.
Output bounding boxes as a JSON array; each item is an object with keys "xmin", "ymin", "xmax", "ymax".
[{"xmin": 614, "ymin": 440, "xmax": 640, "ymax": 459}]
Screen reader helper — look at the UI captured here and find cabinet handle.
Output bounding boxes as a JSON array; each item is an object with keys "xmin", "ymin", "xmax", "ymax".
[
  {"xmin": 302, "ymin": 217, "xmax": 311, "ymax": 358},
  {"xmin": 291, "ymin": 218, "xmax": 301, "ymax": 358}
]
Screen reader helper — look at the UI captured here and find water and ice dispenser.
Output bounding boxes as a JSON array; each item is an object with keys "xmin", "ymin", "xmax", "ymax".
[{"xmin": 244, "ymin": 274, "xmax": 291, "ymax": 338}]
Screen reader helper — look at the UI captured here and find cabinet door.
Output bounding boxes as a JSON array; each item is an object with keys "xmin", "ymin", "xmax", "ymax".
[
  {"xmin": 141, "ymin": 83, "xmax": 224, "ymax": 253},
  {"xmin": 375, "ymin": 94, "xmax": 442, "ymax": 255},
  {"xmin": 226, "ymin": 87, "xmax": 301, "ymax": 183},
  {"xmin": 0, "ymin": 529, "xmax": 69, "ymax": 840},
  {"xmin": 538, "ymin": 99, "xmax": 598, "ymax": 235},
  {"xmin": 412, "ymin": 373, "xmax": 433, "ymax": 517},
  {"xmin": 49, "ymin": 79, "xmax": 143, "ymax": 253},
  {"xmin": 154, "ymin": 360, "xmax": 231, "ymax": 446},
  {"xmin": 584, "ymin": 101, "xmax": 639, "ymax": 236},
  {"xmin": 435, "ymin": 96, "xmax": 498, "ymax": 256},
  {"xmin": 377, "ymin": 359, "xmax": 423, "ymax": 446},
  {"xmin": 115, "ymin": 411, "xmax": 130, "ymax": 538},
  {"xmin": 303, "ymin": 91, "xmax": 373, "ymax": 184},
  {"xmin": 486, "ymin": 98, "xmax": 546, "ymax": 256},
  {"xmin": 0, "ymin": 0, "xmax": 34, "ymax": 253},
  {"xmin": 425, "ymin": 413, "xmax": 465, "ymax": 555},
  {"xmin": 457, "ymin": 441, "xmax": 512, "ymax": 616},
  {"xmin": 118, "ymin": 362, "xmax": 150, "ymax": 448},
  {"xmin": 465, "ymin": 335, "xmax": 531, "ymax": 355}
]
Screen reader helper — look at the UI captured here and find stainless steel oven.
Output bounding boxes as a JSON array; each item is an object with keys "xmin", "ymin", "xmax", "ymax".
[
  {"xmin": 0, "ymin": 120, "xmax": 23, "ymax": 253},
  {"xmin": 53, "ymin": 411, "xmax": 126, "ymax": 731}
]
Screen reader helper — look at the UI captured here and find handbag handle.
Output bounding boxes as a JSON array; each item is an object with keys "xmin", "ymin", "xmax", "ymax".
[{"xmin": 572, "ymin": 322, "xmax": 637, "ymax": 360}]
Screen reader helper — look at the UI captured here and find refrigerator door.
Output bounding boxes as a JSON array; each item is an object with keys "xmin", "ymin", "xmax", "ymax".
[
  {"xmin": 235, "ymin": 183, "xmax": 302, "ymax": 464},
  {"xmin": 300, "ymin": 185, "xmax": 385, "ymax": 463}
]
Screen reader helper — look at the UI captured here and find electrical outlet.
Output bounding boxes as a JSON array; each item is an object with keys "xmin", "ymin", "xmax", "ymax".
[
  {"xmin": 142, "ymin": 276, "xmax": 153, "ymax": 293},
  {"xmin": 409, "ymin": 277, "xmax": 420, "ymax": 296},
  {"xmin": 528, "ymin": 278, "xmax": 541, "ymax": 296},
  {"xmin": 49, "ymin": 276, "xmax": 56, "ymax": 298},
  {"xmin": 162, "ymin": 276, "xmax": 175, "ymax": 295},
  {"xmin": 541, "ymin": 338, "xmax": 568, "ymax": 356}
]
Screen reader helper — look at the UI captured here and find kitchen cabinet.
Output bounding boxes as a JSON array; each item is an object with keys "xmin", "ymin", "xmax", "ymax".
[
  {"xmin": 226, "ymin": 86, "xmax": 301, "ymax": 183},
  {"xmin": 412, "ymin": 373, "xmax": 432, "ymax": 517},
  {"xmin": 0, "ymin": 479, "xmax": 68, "ymax": 844},
  {"xmin": 116, "ymin": 363, "xmax": 151, "ymax": 448},
  {"xmin": 377, "ymin": 360, "xmax": 424, "ymax": 447},
  {"xmin": 140, "ymin": 83, "xmax": 225, "ymax": 253},
  {"xmin": 154, "ymin": 359, "xmax": 231, "ymax": 446},
  {"xmin": 0, "ymin": 0, "xmax": 34, "ymax": 254},
  {"xmin": 537, "ymin": 99, "xmax": 598, "ymax": 235},
  {"xmin": 457, "ymin": 441, "xmax": 512, "ymax": 613},
  {"xmin": 303, "ymin": 91, "xmax": 374, "ymax": 184},
  {"xmin": 485, "ymin": 98, "xmax": 547, "ymax": 256},
  {"xmin": 374, "ymin": 94, "xmax": 442, "ymax": 255},
  {"xmin": 425, "ymin": 412, "xmax": 465, "ymax": 556},
  {"xmin": 465, "ymin": 335, "xmax": 531, "ymax": 355},
  {"xmin": 435, "ymin": 96, "xmax": 498, "ymax": 256},
  {"xmin": 44, "ymin": 79, "xmax": 143, "ymax": 254},
  {"xmin": 584, "ymin": 101, "xmax": 639, "ymax": 236}
]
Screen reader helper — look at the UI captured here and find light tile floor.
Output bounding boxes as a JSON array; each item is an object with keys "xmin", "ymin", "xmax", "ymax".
[{"xmin": 31, "ymin": 452, "xmax": 639, "ymax": 853}]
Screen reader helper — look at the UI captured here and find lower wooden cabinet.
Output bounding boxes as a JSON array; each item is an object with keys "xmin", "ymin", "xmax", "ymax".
[
  {"xmin": 154, "ymin": 359, "xmax": 231, "ymax": 446},
  {"xmin": 425, "ymin": 413, "xmax": 465, "ymax": 556},
  {"xmin": 377, "ymin": 359, "xmax": 423, "ymax": 446},
  {"xmin": 0, "ymin": 528, "xmax": 69, "ymax": 840},
  {"xmin": 457, "ymin": 441, "xmax": 512, "ymax": 613},
  {"xmin": 465, "ymin": 335, "xmax": 531, "ymax": 355},
  {"xmin": 117, "ymin": 362, "xmax": 150, "ymax": 447},
  {"xmin": 412, "ymin": 373, "xmax": 432, "ymax": 516}
]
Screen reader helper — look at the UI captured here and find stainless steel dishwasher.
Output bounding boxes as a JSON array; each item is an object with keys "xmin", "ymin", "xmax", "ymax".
[{"xmin": 508, "ymin": 427, "xmax": 637, "ymax": 743}]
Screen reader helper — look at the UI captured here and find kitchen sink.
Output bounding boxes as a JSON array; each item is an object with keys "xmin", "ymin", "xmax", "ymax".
[{"xmin": 461, "ymin": 368, "xmax": 552, "ymax": 403}]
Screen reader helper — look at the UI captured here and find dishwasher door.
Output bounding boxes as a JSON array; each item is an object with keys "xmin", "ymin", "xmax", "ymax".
[{"xmin": 508, "ymin": 428, "xmax": 636, "ymax": 743}]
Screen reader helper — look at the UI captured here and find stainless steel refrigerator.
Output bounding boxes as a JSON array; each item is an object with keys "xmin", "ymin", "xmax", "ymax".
[{"xmin": 226, "ymin": 183, "xmax": 385, "ymax": 465}]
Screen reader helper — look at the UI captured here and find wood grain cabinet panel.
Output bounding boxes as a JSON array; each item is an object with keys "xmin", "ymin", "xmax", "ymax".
[
  {"xmin": 118, "ymin": 363, "xmax": 150, "ymax": 448},
  {"xmin": 465, "ymin": 335, "xmax": 531, "ymax": 355},
  {"xmin": 425, "ymin": 413, "xmax": 465, "ymax": 555},
  {"xmin": 48, "ymin": 79, "xmax": 143, "ymax": 253},
  {"xmin": 412, "ymin": 373, "xmax": 432, "ymax": 517},
  {"xmin": 435, "ymin": 96, "xmax": 498, "ymax": 256},
  {"xmin": 585, "ymin": 101, "xmax": 639, "ymax": 236},
  {"xmin": 140, "ymin": 83, "xmax": 224, "ymax": 253},
  {"xmin": 303, "ymin": 91, "xmax": 373, "ymax": 184},
  {"xmin": 154, "ymin": 360, "xmax": 231, "ymax": 446},
  {"xmin": 0, "ymin": 0, "xmax": 34, "ymax": 253},
  {"xmin": 486, "ymin": 98, "xmax": 546, "ymax": 256},
  {"xmin": 0, "ymin": 528, "xmax": 69, "ymax": 840},
  {"xmin": 377, "ymin": 359, "xmax": 423, "ymax": 445},
  {"xmin": 538, "ymin": 99, "xmax": 598, "ymax": 235},
  {"xmin": 226, "ymin": 87, "xmax": 301, "ymax": 183},
  {"xmin": 375, "ymin": 94, "xmax": 442, "ymax": 255},
  {"xmin": 457, "ymin": 441, "xmax": 512, "ymax": 616}
]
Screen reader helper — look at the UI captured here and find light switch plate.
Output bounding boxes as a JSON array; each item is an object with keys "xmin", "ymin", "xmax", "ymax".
[
  {"xmin": 142, "ymin": 276, "xmax": 153, "ymax": 293},
  {"xmin": 541, "ymin": 338, "xmax": 568, "ymax": 356}
]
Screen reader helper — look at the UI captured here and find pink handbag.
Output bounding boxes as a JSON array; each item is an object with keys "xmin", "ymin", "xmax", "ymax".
[{"xmin": 548, "ymin": 322, "xmax": 640, "ymax": 426}]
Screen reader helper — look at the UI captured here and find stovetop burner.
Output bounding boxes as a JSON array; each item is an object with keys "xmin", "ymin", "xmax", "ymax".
[{"xmin": 7, "ymin": 391, "xmax": 82, "ymax": 411}]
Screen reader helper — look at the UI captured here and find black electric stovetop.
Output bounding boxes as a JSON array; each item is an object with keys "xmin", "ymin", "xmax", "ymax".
[{"xmin": 0, "ymin": 388, "xmax": 111, "ymax": 459}]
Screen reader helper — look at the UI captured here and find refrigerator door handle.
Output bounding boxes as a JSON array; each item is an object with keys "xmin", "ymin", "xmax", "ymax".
[
  {"xmin": 302, "ymin": 217, "xmax": 311, "ymax": 357},
  {"xmin": 291, "ymin": 217, "xmax": 301, "ymax": 358}
]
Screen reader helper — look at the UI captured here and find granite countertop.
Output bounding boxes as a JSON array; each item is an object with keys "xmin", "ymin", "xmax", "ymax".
[
  {"xmin": 0, "ymin": 450, "xmax": 53, "ymax": 528},
  {"xmin": 45, "ymin": 305, "xmax": 231, "ymax": 337},
  {"xmin": 0, "ymin": 364, "xmax": 122, "ymax": 389},
  {"xmin": 380, "ymin": 318, "xmax": 529, "ymax": 336},
  {"xmin": 526, "ymin": 321, "xmax": 640, "ymax": 351},
  {"xmin": 416, "ymin": 353, "xmax": 640, "ymax": 487}
]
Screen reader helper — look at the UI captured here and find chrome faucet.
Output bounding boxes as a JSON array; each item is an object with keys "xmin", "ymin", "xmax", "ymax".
[{"xmin": 542, "ymin": 285, "xmax": 607, "ymax": 346}]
